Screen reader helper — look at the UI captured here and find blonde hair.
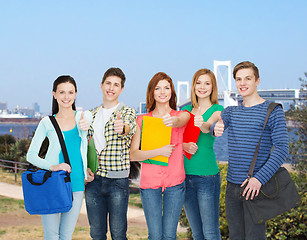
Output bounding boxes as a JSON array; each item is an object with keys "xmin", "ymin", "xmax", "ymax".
[{"xmin": 191, "ymin": 69, "xmax": 219, "ymax": 108}]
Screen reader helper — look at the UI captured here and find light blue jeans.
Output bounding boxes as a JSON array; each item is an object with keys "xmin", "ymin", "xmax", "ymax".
[
  {"xmin": 41, "ymin": 191, "xmax": 83, "ymax": 240},
  {"xmin": 184, "ymin": 173, "xmax": 221, "ymax": 240},
  {"xmin": 140, "ymin": 181, "xmax": 185, "ymax": 240}
]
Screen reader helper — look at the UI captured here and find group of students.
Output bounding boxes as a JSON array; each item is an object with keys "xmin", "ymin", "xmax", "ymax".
[{"xmin": 26, "ymin": 60, "xmax": 289, "ymax": 240}]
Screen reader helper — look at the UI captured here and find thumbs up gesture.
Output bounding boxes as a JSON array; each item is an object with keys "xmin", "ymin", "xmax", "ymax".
[
  {"xmin": 194, "ymin": 107, "xmax": 204, "ymax": 129},
  {"xmin": 214, "ymin": 115, "xmax": 224, "ymax": 137},
  {"xmin": 114, "ymin": 112, "xmax": 124, "ymax": 134},
  {"xmin": 162, "ymin": 114, "xmax": 175, "ymax": 127},
  {"xmin": 79, "ymin": 111, "xmax": 89, "ymax": 131}
]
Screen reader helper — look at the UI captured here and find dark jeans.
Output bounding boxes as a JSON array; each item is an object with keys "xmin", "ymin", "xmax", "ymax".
[
  {"xmin": 85, "ymin": 175, "xmax": 129, "ymax": 240},
  {"xmin": 225, "ymin": 181, "xmax": 266, "ymax": 240}
]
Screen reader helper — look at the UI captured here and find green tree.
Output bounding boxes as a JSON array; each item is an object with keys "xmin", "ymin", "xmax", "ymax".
[
  {"xmin": 0, "ymin": 134, "xmax": 16, "ymax": 155},
  {"xmin": 286, "ymin": 73, "xmax": 307, "ymax": 191}
]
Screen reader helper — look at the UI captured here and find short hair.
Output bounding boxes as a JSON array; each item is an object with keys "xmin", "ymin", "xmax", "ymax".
[
  {"xmin": 52, "ymin": 75, "xmax": 77, "ymax": 115},
  {"xmin": 146, "ymin": 72, "xmax": 177, "ymax": 112},
  {"xmin": 233, "ymin": 61, "xmax": 259, "ymax": 79},
  {"xmin": 191, "ymin": 69, "xmax": 219, "ymax": 108},
  {"xmin": 102, "ymin": 67, "xmax": 126, "ymax": 88}
]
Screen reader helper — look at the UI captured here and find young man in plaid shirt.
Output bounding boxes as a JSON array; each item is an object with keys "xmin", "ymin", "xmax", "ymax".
[{"xmin": 85, "ymin": 67, "xmax": 137, "ymax": 240}]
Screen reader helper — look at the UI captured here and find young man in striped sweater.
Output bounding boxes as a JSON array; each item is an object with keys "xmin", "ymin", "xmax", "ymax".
[{"xmin": 211, "ymin": 61, "xmax": 289, "ymax": 239}]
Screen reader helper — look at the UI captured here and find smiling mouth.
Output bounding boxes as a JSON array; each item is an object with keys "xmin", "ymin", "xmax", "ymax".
[
  {"xmin": 107, "ymin": 91, "xmax": 115, "ymax": 95},
  {"xmin": 240, "ymin": 87, "xmax": 248, "ymax": 91}
]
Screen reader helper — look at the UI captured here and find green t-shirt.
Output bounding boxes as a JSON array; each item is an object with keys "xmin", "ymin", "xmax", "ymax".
[{"xmin": 182, "ymin": 104, "xmax": 224, "ymax": 176}]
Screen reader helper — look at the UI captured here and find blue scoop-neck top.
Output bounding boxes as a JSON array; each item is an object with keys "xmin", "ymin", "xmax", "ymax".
[{"xmin": 59, "ymin": 125, "xmax": 84, "ymax": 192}]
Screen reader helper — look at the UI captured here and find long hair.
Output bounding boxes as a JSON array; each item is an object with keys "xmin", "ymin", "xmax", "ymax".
[
  {"xmin": 191, "ymin": 69, "xmax": 219, "ymax": 108},
  {"xmin": 52, "ymin": 75, "xmax": 77, "ymax": 115},
  {"xmin": 146, "ymin": 72, "xmax": 177, "ymax": 112}
]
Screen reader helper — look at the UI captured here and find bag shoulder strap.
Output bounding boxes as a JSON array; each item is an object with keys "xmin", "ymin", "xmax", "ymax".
[
  {"xmin": 247, "ymin": 102, "xmax": 282, "ymax": 177},
  {"xmin": 49, "ymin": 116, "xmax": 71, "ymax": 166}
]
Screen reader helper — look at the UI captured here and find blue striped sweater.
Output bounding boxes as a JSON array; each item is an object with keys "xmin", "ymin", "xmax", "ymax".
[{"xmin": 210, "ymin": 101, "xmax": 289, "ymax": 185}]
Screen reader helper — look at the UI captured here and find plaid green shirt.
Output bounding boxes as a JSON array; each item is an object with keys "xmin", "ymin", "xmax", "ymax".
[{"xmin": 88, "ymin": 104, "xmax": 137, "ymax": 177}]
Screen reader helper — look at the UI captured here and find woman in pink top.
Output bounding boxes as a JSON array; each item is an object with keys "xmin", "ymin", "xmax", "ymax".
[{"xmin": 130, "ymin": 72, "xmax": 190, "ymax": 240}]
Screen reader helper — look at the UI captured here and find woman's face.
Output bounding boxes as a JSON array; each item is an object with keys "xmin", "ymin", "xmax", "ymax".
[
  {"xmin": 52, "ymin": 82, "xmax": 77, "ymax": 110},
  {"xmin": 194, "ymin": 74, "xmax": 212, "ymax": 100},
  {"xmin": 153, "ymin": 79, "xmax": 172, "ymax": 104}
]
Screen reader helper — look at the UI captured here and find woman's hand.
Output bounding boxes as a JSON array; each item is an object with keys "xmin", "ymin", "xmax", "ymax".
[
  {"xmin": 194, "ymin": 107, "xmax": 204, "ymax": 129},
  {"xmin": 85, "ymin": 168, "xmax": 95, "ymax": 183},
  {"xmin": 183, "ymin": 142, "xmax": 198, "ymax": 155},
  {"xmin": 50, "ymin": 163, "xmax": 71, "ymax": 173},
  {"xmin": 162, "ymin": 114, "xmax": 176, "ymax": 127},
  {"xmin": 159, "ymin": 144, "xmax": 175, "ymax": 157},
  {"xmin": 79, "ymin": 111, "xmax": 89, "ymax": 131}
]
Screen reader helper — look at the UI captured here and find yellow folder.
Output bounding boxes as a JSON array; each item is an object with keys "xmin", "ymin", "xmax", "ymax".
[{"xmin": 141, "ymin": 116, "xmax": 172, "ymax": 166}]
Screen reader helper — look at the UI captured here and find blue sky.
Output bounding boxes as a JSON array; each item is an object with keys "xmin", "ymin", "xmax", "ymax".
[{"xmin": 1, "ymin": 1, "xmax": 306, "ymax": 113}]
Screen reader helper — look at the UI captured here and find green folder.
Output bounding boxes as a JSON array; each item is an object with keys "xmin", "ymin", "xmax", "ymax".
[{"xmin": 87, "ymin": 137, "xmax": 98, "ymax": 173}]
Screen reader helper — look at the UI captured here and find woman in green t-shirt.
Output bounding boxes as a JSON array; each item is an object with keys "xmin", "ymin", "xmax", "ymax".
[{"xmin": 182, "ymin": 69, "xmax": 224, "ymax": 240}]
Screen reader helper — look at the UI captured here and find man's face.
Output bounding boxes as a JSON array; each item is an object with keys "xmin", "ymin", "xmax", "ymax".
[
  {"xmin": 235, "ymin": 68, "xmax": 260, "ymax": 98},
  {"xmin": 101, "ymin": 76, "xmax": 123, "ymax": 102}
]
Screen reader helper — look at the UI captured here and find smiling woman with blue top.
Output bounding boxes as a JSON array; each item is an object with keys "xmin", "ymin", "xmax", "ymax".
[{"xmin": 26, "ymin": 75, "xmax": 93, "ymax": 240}]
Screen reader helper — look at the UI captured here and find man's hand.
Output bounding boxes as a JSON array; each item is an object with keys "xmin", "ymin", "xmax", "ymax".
[
  {"xmin": 214, "ymin": 115, "xmax": 224, "ymax": 137},
  {"xmin": 114, "ymin": 112, "xmax": 124, "ymax": 134},
  {"xmin": 85, "ymin": 168, "xmax": 95, "ymax": 183},
  {"xmin": 241, "ymin": 177, "xmax": 262, "ymax": 200}
]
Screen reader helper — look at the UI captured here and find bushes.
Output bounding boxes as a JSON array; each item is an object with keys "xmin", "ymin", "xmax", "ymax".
[{"xmin": 179, "ymin": 163, "xmax": 306, "ymax": 239}]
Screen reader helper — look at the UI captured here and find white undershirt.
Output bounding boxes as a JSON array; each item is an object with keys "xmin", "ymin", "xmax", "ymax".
[{"xmin": 93, "ymin": 104, "xmax": 119, "ymax": 153}]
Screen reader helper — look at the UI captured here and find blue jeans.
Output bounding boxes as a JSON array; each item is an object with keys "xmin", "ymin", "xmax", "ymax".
[
  {"xmin": 184, "ymin": 173, "xmax": 221, "ymax": 240},
  {"xmin": 41, "ymin": 191, "xmax": 84, "ymax": 240},
  {"xmin": 140, "ymin": 181, "xmax": 185, "ymax": 240},
  {"xmin": 225, "ymin": 181, "xmax": 266, "ymax": 240},
  {"xmin": 85, "ymin": 175, "xmax": 129, "ymax": 240}
]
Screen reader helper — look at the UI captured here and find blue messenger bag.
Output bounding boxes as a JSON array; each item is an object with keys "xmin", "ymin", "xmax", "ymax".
[{"xmin": 22, "ymin": 116, "xmax": 73, "ymax": 215}]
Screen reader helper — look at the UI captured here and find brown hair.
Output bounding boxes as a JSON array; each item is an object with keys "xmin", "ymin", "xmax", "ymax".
[
  {"xmin": 233, "ymin": 61, "xmax": 259, "ymax": 80},
  {"xmin": 191, "ymin": 69, "xmax": 219, "ymax": 108},
  {"xmin": 146, "ymin": 72, "xmax": 177, "ymax": 112},
  {"xmin": 102, "ymin": 67, "xmax": 126, "ymax": 88}
]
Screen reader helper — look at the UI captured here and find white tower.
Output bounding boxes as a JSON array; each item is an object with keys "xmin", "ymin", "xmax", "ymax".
[
  {"xmin": 177, "ymin": 81, "xmax": 189, "ymax": 106},
  {"xmin": 213, "ymin": 60, "xmax": 237, "ymax": 107}
]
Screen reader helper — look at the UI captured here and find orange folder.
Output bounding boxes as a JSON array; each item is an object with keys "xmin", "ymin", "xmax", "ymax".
[
  {"xmin": 183, "ymin": 110, "xmax": 201, "ymax": 160},
  {"xmin": 141, "ymin": 116, "xmax": 172, "ymax": 166}
]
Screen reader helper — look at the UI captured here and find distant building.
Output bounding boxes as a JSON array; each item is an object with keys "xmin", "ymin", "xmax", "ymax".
[
  {"xmin": 139, "ymin": 102, "xmax": 146, "ymax": 114},
  {"xmin": 179, "ymin": 89, "xmax": 303, "ymax": 111},
  {"xmin": 33, "ymin": 102, "xmax": 40, "ymax": 113},
  {"xmin": 13, "ymin": 106, "xmax": 35, "ymax": 117},
  {"xmin": 0, "ymin": 102, "xmax": 7, "ymax": 111}
]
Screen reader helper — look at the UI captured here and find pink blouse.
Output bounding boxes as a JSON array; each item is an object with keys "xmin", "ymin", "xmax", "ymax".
[{"xmin": 137, "ymin": 110, "xmax": 186, "ymax": 190}]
